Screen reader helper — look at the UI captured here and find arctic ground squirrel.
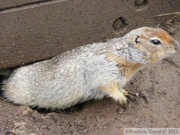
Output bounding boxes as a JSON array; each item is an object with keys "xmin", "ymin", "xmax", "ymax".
[{"xmin": 2, "ymin": 27, "xmax": 178, "ymax": 109}]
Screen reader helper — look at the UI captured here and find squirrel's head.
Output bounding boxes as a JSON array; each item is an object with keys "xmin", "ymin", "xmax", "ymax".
[{"xmin": 124, "ymin": 27, "xmax": 178, "ymax": 63}]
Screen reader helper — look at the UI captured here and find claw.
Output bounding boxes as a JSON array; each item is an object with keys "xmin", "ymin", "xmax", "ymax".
[
  {"xmin": 138, "ymin": 92, "xmax": 149, "ymax": 103},
  {"xmin": 126, "ymin": 94, "xmax": 140, "ymax": 105},
  {"xmin": 122, "ymin": 89, "xmax": 148, "ymax": 105},
  {"xmin": 126, "ymin": 91, "xmax": 140, "ymax": 105}
]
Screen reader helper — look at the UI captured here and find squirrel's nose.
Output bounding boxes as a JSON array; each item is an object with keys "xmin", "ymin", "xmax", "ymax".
[{"xmin": 173, "ymin": 40, "xmax": 179, "ymax": 50}]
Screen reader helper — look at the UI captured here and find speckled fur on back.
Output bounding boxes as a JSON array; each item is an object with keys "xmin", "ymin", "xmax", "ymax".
[{"xmin": 2, "ymin": 27, "xmax": 178, "ymax": 109}]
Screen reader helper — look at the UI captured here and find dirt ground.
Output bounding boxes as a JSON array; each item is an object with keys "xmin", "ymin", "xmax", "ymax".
[{"xmin": 0, "ymin": 16, "xmax": 179, "ymax": 135}]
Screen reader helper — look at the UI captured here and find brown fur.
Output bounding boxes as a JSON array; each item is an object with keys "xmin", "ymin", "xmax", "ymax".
[
  {"xmin": 106, "ymin": 53, "xmax": 141, "ymax": 81},
  {"xmin": 98, "ymin": 81, "xmax": 127, "ymax": 104}
]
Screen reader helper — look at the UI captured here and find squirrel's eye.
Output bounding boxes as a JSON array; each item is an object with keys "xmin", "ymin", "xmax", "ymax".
[{"xmin": 151, "ymin": 39, "xmax": 161, "ymax": 45}]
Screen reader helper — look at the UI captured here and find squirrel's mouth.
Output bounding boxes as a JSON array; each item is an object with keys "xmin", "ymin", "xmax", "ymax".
[
  {"xmin": 161, "ymin": 51, "xmax": 176, "ymax": 61},
  {"xmin": 166, "ymin": 48, "xmax": 176, "ymax": 55},
  {"xmin": 164, "ymin": 40, "xmax": 178, "ymax": 55},
  {"xmin": 165, "ymin": 46, "xmax": 177, "ymax": 55}
]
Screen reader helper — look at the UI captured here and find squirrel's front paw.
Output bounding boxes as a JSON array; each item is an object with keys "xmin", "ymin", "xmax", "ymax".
[
  {"xmin": 112, "ymin": 89, "xmax": 139, "ymax": 107},
  {"xmin": 98, "ymin": 82, "xmax": 138, "ymax": 107},
  {"xmin": 111, "ymin": 91, "xmax": 128, "ymax": 106}
]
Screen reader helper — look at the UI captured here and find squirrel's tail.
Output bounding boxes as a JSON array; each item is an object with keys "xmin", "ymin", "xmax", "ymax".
[
  {"xmin": 0, "ymin": 69, "xmax": 14, "ymax": 95},
  {"xmin": 0, "ymin": 69, "xmax": 13, "ymax": 76}
]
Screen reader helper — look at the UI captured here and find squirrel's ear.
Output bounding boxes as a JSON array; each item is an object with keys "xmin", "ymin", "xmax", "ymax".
[{"xmin": 135, "ymin": 36, "xmax": 140, "ymax": 44}]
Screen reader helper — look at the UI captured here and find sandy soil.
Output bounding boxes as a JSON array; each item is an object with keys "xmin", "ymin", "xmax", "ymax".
[{"xmin": 0, "ymin": 15, "xmax": 179, "ymax": 135}]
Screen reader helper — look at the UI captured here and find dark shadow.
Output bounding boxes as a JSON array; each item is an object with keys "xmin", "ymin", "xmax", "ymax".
[{"xmin": 31, "ymin": 101, "xmax": 90, "ymax": 114}]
